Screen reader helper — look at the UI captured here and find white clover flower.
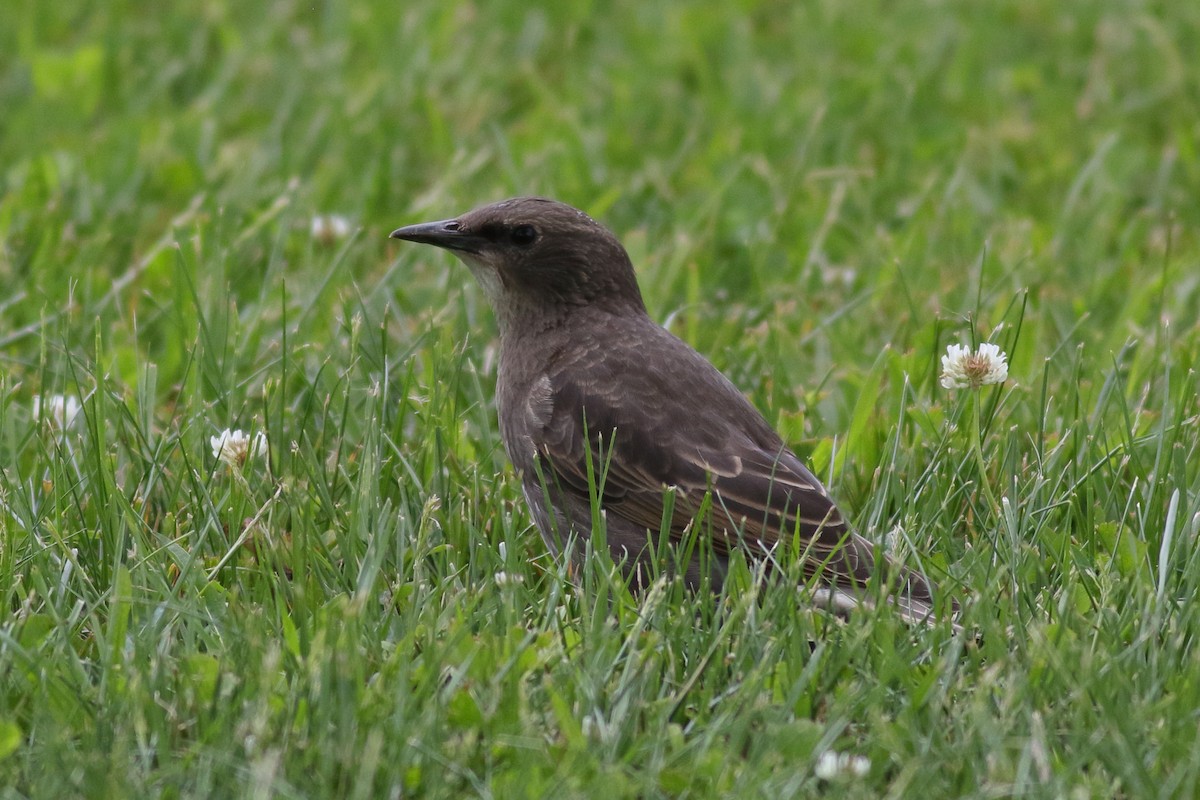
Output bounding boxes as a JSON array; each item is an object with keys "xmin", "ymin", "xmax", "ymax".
[
  {"xmin": 940, "ymin": 342, "xmax": 1009, "ymax": 389},
  {"xmin": 814, "ymin": 750, "xmax": 871, "ymax": 780},
  {"xmin": 34, "ymin": 394, "xmax": 82, "ymax": 430},
  {"xmin": 310, "ymin": 214, "xmax": 353, "ymax": 244},
  {"xmin": 210, "ymin": 429, "xmax": 268, "ymax": 468},
  {"xmin": 494, "ymin": 571, "xmax": 524, "ymax": 587}
]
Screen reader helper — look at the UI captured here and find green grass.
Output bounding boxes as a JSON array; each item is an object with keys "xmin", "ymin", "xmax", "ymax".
[{"xmin": 3, "ymin": 0, "xmax": 1200, "ymax": 797}]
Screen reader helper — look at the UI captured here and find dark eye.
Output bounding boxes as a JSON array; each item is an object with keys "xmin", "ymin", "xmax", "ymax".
[{"xmin": 510, "ymin": 224, "xmax": 537, "ymax": 246}]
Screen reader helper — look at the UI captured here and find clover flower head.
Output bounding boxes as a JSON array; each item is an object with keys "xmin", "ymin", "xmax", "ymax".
[
  {"xmin": 34, "ymin": 394, "xmax": 82, "ymax": 429},
  {"xmin": 940, "ymin": 342, "xmax": 1009, "ymax": 389},
  {"xmin": 494, "ymin": 571, "xmax": 524, "ymax": 587},
  {"xmin": 210, "ymin": 428, "xmax": 268, "ymax": 468},
  {"xmin": 814, "ymin": 750, "xmax": 871, "ymax": 780},
  {"xmin": 310, "ymin": 214, "xmax": 353, "ymax": 244}
]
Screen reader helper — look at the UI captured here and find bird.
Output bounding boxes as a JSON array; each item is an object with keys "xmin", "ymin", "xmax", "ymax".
[{"xmin": 390, "ymin": 197, "xmax": 955, "ymax": 624}]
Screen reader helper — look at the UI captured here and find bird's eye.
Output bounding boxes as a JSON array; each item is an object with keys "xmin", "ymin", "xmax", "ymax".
[{"xmin": 510, "ymin": 224, "xmax": 537, "ymax": 246}]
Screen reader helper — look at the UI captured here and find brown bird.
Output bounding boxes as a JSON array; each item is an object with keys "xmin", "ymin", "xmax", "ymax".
[{"xmin": 391, "ymin": 197, "xmax": 954, "ymax": 624}]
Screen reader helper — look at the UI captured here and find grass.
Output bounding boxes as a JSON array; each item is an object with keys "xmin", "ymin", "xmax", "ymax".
[{"xmin": 2, "ymin": 0, "xmax": 1200, "ymax": 796}]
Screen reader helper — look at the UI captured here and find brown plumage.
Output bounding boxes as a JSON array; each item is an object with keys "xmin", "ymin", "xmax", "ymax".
[{"xmin": 391, "ymin": 197, "xmax": 955, "ymax": 624}]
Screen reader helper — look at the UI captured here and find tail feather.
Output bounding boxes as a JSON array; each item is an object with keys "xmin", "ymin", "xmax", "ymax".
[
  {"xmin": 814, "ymin": 532, "xmax": 960, "ymax": 629},
  {"xmin": 810, "ymin": 583, "xmax": 961, "ymax": 630}
]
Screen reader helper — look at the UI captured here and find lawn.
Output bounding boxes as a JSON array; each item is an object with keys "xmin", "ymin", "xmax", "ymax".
[{"xmin": 3, "ymin": 1, "xmax": 1200, "ymax": 797}]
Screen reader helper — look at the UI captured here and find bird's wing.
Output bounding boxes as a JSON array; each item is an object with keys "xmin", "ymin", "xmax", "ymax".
[{"xmin": 527, "ymin": 370, "xmax": 877, "ymax": 587}]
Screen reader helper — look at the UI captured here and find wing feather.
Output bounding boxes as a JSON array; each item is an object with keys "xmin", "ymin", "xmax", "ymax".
[
  {"xmin": 513, "ymin": 319, "xmax": 949, "ymax": 623},
  {"xmin": 529, "ymin": 373, "xmax": 864, "ymax": 584}
]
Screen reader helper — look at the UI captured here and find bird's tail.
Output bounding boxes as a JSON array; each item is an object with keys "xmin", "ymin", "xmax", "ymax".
[{"xmin": 812, "ymin": 533, "xmax": 960, "ymax": 630}]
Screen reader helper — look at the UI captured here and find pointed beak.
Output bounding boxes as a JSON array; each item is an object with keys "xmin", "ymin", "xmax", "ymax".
[{"xmin": 389, "ymin": 218, "xmax": 482, "ymax": 254}]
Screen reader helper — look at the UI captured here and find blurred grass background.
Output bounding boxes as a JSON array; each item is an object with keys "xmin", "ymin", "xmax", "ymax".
[{"xmin": 2, "ymin": 0, "xmax": 1200, "ymax": 797}]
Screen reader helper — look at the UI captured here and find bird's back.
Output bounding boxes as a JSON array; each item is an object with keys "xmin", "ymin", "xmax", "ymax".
[{"xmin": 498, "ymin": 307, "xmax": 945, "ymax": 622}]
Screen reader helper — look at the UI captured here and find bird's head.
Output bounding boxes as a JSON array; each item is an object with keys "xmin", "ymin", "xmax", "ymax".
[{"xmin": 390, "ymin": 197, "xmax": 646, "ymax": 330}]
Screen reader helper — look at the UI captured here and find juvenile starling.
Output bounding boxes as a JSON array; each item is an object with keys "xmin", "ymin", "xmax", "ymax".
[{"xmin": 391, "ymin": 197, "xmax": 953, "ymax": 624}]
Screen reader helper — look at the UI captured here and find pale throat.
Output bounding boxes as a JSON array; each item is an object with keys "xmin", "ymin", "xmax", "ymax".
[{"xmin": 458, "ymin": 255, "xmax": 549, "ymax": 341}]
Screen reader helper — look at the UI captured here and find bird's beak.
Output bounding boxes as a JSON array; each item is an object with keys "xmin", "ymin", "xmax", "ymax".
[{"xmin": 389, "ymin": 218, "xmax": 482, "ymax": 254}]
